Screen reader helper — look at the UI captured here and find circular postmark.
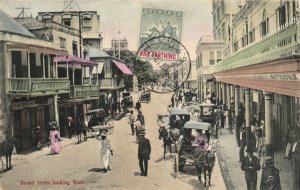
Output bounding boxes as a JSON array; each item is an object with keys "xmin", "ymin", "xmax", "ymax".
[{"xmin": 134, "ymin": 36, "xmax": 191, "ymax": 94}]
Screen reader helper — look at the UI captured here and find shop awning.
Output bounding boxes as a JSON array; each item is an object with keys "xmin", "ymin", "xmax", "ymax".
[
  {"xmin": 54, "ymin": 54, "xmax": 97, "ymax": 66},
  {"xmin": 112, "ymin": 60, "xmax": 133, "ymax": 75}
]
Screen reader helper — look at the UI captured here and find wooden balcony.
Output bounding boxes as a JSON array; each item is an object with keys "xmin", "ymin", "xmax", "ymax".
[
  {"xmin": 70, "ymin": 85, "xmax": 99, "ymax": 99},
  {"xmin": 9, "ymin": 78, "xmax": 70, "ymax": 96},
  {"xmin": 99, "ymin": 78, "xmax": 125, "ymax": 90},
  {"xmin": 215, "ymin": 22, "xmax": 300, "ymax": 72}
]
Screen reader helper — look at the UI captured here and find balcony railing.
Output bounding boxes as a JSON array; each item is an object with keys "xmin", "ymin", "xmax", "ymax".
[
  {"xmin": 45, "ymin": 21, "xmax": 80, "ymax": 36},
  {"xmin": 215, "ymin": 22, "xmax": 300, "ymax": 72},
  {"xmin": 70, "ymin": 85, "xmax": 99, "ymax": 99},
  {"xmin": 99, "ymin": 78, "xmax": 125, "ymax": 90},
  {"xmin": 9, "ymin": 78, "xmax": 70, "ymax": 96}
]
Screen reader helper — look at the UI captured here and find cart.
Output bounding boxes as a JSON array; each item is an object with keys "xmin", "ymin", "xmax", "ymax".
[
  {"xmin": 85, "ymin": 109, "xmax": 114, "ymax": 137},
  {"xmin": 172, "ymin": 121, "xmax": 216, "ymax": 183},
  {"xmin": 140, "ymin": 92, "xmax": 151, "ymax": 103},
  {"xmin": 122, "ymin": 92, "xmax": 133, "ymax": 109}
]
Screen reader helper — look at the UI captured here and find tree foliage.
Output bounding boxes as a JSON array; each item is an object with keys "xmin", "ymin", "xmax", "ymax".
[{"xmin": 106, "ymin": 50, "xmax": 159, "ymax": 89}]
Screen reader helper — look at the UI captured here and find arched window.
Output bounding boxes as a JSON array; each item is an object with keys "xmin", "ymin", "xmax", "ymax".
[{"xmin": 261, "ymin": 9, "xmax": 268, "ymax": 37}]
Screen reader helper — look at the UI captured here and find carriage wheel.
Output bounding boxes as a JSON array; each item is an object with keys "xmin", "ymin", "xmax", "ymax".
[
  {"xmin": 0, "ymin": 157, "xmax": 4, "ymax": 175},
  {"xmin": 172, "ymin": 155, "xmax": 178, "ymax": 178}
]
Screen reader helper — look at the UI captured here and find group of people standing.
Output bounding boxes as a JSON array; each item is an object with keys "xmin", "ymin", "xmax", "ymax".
[
  {"xmin": 128, "ymin": 104, "xmax": 151, "ymax": 177},
  {"xmin": 103, "ymin": 91, "xmax": 125, "ymax": 118},
  {"xmin": 32, "ymin": 121, "xmax": 62, "ymax": 155}
]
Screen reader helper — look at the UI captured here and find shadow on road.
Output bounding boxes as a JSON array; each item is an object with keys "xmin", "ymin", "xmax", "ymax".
[
  {"xmin": 133, "ymin": 171, "xmax": 142, "ymax": 176},
  {"xmin": 88, "ymin": 168, "xmax": 103, "ymax": 172},
  {"xmin": 155, "ymin": 155, "xmax": 173, "ymax": 163},
  {"xmin": 188, "ymin": 179, "xmax": 209, "ymax": 190}
]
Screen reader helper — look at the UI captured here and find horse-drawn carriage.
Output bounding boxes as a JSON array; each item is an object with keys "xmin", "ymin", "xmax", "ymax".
[
  {"xmin": 172, "ymin": 121, "xmax": 216, "ymax": 187},
  {"xmin": 157, "ymin": 108, "xmax": 191, "ymax": 159},
  {"xmin": 184, "ymin": 91, "xmax": 197, "ymax": 102},
  {"xmin": 199, "ymin": 103, "xmax": 219, "ymax": 138},
  {"xmin": 122, "ymin": 92, "xmax": 133, "ymax": 111},
  {"xmin": 85, "ymin": 109, "xmax": 114, "ymax": 137},
  {"xmin": 139, "ymin": 91, "xmax": 151, "ymax": 103}
]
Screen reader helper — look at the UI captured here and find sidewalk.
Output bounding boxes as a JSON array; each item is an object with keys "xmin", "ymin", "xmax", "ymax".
[
  {"xmin": 217, "ymin": 128, "xmax": 293, "ymax": 190},
  {"xmin": 6, "ymin": 137, "xmax": 78, "ymax": 165}
]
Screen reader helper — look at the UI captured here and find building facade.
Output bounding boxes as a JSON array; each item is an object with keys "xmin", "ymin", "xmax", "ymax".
[
  {"xmin": 16, "ymin": 16, "xmax": 100, "ymax": 138},
  {"xmin": 196, "ymin": 35, "xmax": 223, "ymax": 101},
  {"xmin": 0, "ymin": 9, "xmax": 70, "ymax": 150},
  {"xmin": 210, "ymin": 0, "xmax": 300, "ymax": 188},
  {"xmin": 36, "ymin": 11, "xmax": 103, "ymax": 55}
]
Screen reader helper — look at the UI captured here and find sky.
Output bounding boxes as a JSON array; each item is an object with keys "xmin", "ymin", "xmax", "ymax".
[{"xmin": 0, "ymin": 0, "xmax": 213, "ymax": 59}]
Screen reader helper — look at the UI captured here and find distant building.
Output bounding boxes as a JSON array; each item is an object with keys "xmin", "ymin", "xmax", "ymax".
[
  {"xmin": 196, "ymin": 35, "xmax": 223, "ymax": 100},
  {"xmin": 16, "ymin": 17, "xmax": 80, "ymax": 55},
  {"xmin": 185, "ymin": 61, "xmax": 197, "ymax": 89},
  {"xmin": 36, "ymin": 11, "xmax": 103, "ymax": 55},
  {"xmin": 111, "ymin": 38, "xmax": 128, "ymax": 51}
]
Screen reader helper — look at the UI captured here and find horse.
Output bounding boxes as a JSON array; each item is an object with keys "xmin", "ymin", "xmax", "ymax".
[
  {"xmin": 158, "ymin": 127, "xmax": 173, "ymax": 159},
  {"xmin": 194, "ymin": 150, "xmax": 216, "ymax": 187},
  {"xmin": 158, "ymin": 127, "xmax": 180, "ymax": 159},
  {"xmin": 0, "ymin": 137, "xmax": 16, "ymax": 171}
]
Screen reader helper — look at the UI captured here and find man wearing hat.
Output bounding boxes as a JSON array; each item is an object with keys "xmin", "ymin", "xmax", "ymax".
[
  {"xmin": 260, "ymin": 157, "xmax": 281, "ymax": 190},
  {"xmin": 241, "ymin": 148, "xmax": 261, "ymax": 190},
  {"xmin": 97, "ymin": 132, "xmax": 113, "ymax": 173},
  {"xmin": 138, "ymin": 130, "xmax": 151, "ymax": 176}
]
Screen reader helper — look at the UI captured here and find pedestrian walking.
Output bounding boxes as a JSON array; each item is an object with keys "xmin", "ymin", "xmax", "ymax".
[
  {"xmin": 32, "ymin": 125, "xmax": 41, "ymax": 150},
  {"xmin": 284, "ymin": 125, "xmax": 294, "ymax": 159},
  {"xmin": 75, "ymin": 117, "xmax": 83, "ymax": 143},
  {"xmin": 291, "ymin": 116, "xmax": 300, "ymax": 190},
  {"xmin": 136, "ymin": 100, "xmax": 141, "ymax": 112},
  {"xmin": 137, "ymin": 111, "xmax": 145, "ymax": 127},
  {"xmin": 129, "ymin": 110, "xmax": 135, "ymax": 135},
  {"xmin": 260, "ymin": 157, "xmax": 282, "ymax": 190},
  {"xmin": 236, "ymin": 104, "xmax": 245, "ymax": 147},
  {"xmin": 138, "ymin": 130, "xmax": 151, "ymax": 176},
  {"xmin": 171, "ymin": 94, "xmax": 175, "ymax": 108},
  {"xmin": 49, "ymin": 122, "xmax": 62, "ymax": 154},
  {"xmin": 96, "ymin": 132, "xmax": 113, "ymax": 173},
  {"xmin": 67, "ymin": 116, "xmax": 73, "ymax": 139},
  {"xmin": 256, "ymin": 128, "xmax": 266, "ymax": 167},
  {"xmin": 239, "ymin": 126, "xmax": 246, "ymax": 162},
  {"xmin": 241, "ymin": 148, "xmax": 261, "ymax": 190}
]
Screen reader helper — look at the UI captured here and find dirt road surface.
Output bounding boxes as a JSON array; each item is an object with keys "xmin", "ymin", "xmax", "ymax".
[{"xmin": 0, "ymin": 92, "xmax": 225, "ymax": 190}]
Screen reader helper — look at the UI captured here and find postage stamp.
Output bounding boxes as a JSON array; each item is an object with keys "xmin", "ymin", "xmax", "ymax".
[{"xmin": 139, "ymin": 8, "xmax": 183, "ymax": 55}]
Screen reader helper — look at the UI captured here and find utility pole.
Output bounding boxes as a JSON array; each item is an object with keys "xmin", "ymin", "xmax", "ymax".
[
  {"xmin": 16, "ymin": 7, "xmax": 30, "ymax": 18},
  {"xmin": 79, "ymin": 11, "xmax": 82, "ymax": 58},
  {"xmin": 118, "ymin": 31, "xmax": 121, "ymax": 59}
]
